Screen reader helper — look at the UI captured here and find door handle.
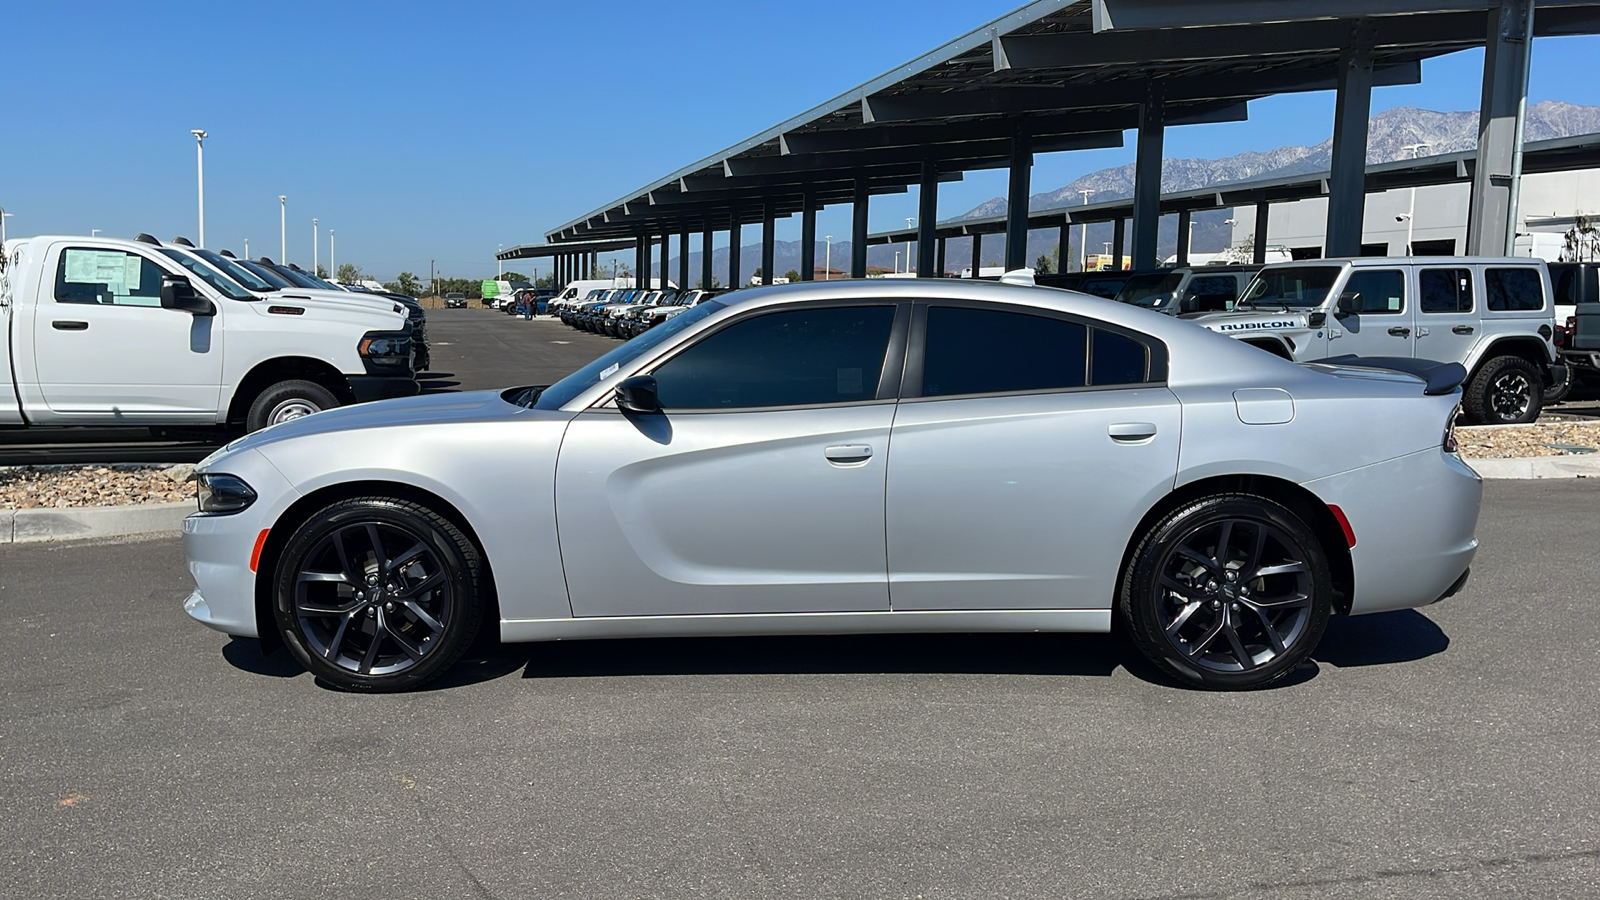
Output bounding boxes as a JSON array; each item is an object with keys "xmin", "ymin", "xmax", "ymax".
[
  {"xmin": 1109, "ymin": 422, "xmax": 1158, "ymax": 442},
  {"xmin": 1387, "ymin": 326, "xmax": 1411, "ymax": 337},
  {"xmin": 824, "ymin": 444, "xmax": 873, "ymax": 464},
  {"xmin": 1453, "ymin": 325, "xmax": 1475, "ymax": 335},
  {"xmin": 52, "ymin": 320, "xmax": 89, "ymax": 331}
]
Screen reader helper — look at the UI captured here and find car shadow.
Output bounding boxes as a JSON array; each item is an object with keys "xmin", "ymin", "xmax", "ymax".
[
  {"xmin": 419, "ymin": 381, "xmax": 462, "ymax": 394},
  {"xmin": 221, "ymin": 637, "xmax": 304, "ymax": 679},
  {"xmin": 416, "ymin": 372, "xmax": 456, "ymax": 380},
  {"xmin": 1311, "ymin": 609, "xmax": 1449, "ymax": 668}
]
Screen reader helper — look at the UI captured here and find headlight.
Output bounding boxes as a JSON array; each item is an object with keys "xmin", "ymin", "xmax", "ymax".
[
  {"xmin": 196, "ymin": 473, "xmax": 257, "ymax": 514},
  {"xmin": 358, "ymin": 330, "xmax": 412, "ymax": 367}
]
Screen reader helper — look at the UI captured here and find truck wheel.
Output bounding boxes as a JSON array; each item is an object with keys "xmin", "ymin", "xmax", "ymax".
[
  {"xmin": 246, "ymin": 380, "xmax": 339, "ymax": 432},
  {"xmin": 1462, "ymin": 356, "xmax": 1543, "ymax": 425},
  {"xmin": 1543, "ymin": 365, "xmax": 1574, "ymax": 406}
]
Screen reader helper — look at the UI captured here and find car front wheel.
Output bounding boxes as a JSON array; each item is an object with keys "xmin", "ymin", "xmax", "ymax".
[
  {"xmin": 273, "ymin": 497, "xmax": 485, "ymax": 691},
  {"xmin": 1120, "ymin": 494, "xmax": 1333, "ymax": 690}
]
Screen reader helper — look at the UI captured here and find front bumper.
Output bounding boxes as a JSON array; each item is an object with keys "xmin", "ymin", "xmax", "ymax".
[
  {"xmin": 182, "ymin": 448, "xmax": 304, "ymax": 638},
  {"xmin": 347, "ymin": 375, "xmax": 420, "ymax": 404}
]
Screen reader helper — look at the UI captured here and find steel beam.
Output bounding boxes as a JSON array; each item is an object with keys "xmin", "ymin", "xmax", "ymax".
[
  {"xmin": 1176, "ymin": 209, "xmax": 1191, "ymax": 266},
  {"xmin": 1467, "ymin": 0, "xmax": 1535, "ymax": 255},
  {"xmin": 1090, "ymin": 0, "xmax": 1512, "ymax": 32},
  {"xmin": 728, "ymin": 220, "xmax": 742, "ymax": 288},
  {"xmin": 1326, "ymin": 23, "xmax": 1376, "ymax": 258},
  {"xmin": 1005, "ymin": 134, "xmax": 1033, "ymax": 271},
  {"xmin": 761, "ymin": 202, "xmax": 776, "ymax": 285},
  {"xmin": 800, "ymin": 191, "xmax": 818, "ymax": 281},
  {"xmin": 917, "ymin": 161, "xmax": 938, "ymax": 276},
  {"xmin": 702, "ymin": 229, "xmax": 714, "ymax": 289},
  {"xmin": 1112, "ymin": 217, "xmax": 1126, "ymax": 270},
  {"xmin": 1131, "ymin": 84, "xmax": 1166, "ymax": 270},
  {"xmin": 851, "ymin": 182, "xmax": 870, "ymax": 278},
  {"xmin": 679, "ymin": 231, "xmax": 690, "ymax": 290},
  {"xmin": 1253, "ymin": 201, "xmax": 1270, "ymax": 265}
]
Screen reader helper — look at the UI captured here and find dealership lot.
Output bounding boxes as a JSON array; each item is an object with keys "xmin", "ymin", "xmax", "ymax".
[{"xmin": 2, "ymin": 480, "xmax": 1597, "ymax": 899}]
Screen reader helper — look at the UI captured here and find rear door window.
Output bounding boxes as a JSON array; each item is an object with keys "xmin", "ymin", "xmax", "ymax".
[
  {"xmin": 1485, "ymin": 267, "xmax": 1545, "ymax": 311},
  {"xmin": 1419, "ymin": 268, "xmax": 1473, "ymax": 314},
  {"xmin": 919, "ymin": 306, "xmax": 1155, "ymax": 397}
]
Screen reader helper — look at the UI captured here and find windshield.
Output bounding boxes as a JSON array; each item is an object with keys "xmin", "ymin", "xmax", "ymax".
[
  {"xmin": 1116, "ymin": 272, "xmax": 1184, "ymax": 308},
  {"xmin": 270, "ymin": 265, "xmax": 332, "ymax": 290},
  {"xmin": 534, "ymin": 301, "xmax": 725, "ymax": 409},
  {"xmin": 1238, "ymin": 266, "xmax": 1343, "ymax": 309},
  {"xmin": 158, "ymin": 249, "xmax": 256, "ymax": 301},
  {"xmin": 234, "ymin": 259, "xmax": 294, "ymax": 289},
  {"xmin": 192, "ymin": 249, "xmax": 279, "ymax": 292}
]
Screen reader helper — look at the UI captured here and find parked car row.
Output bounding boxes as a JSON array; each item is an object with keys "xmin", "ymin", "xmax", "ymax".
[{"xmin": 552, "ymin": 287, "xmax": 722, "ymax": 338}]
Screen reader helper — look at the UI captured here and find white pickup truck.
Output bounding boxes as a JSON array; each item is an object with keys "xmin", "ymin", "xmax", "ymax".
[{"xmin": 0, "ymin": 234, "xmax": 418, "ymax": 434}]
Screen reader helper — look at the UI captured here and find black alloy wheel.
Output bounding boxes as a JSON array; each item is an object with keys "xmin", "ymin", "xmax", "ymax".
[
  {"xmin": 1462, "ymin": 355, "xmax": 1543, "ymax": 425},
  {"xmin": 1121, "ymin": 494, "xmax": 1333, "ymax": 690},
  {"xmin": 274, "ymin": 498, "xmax": 485, "ymax": 691}
]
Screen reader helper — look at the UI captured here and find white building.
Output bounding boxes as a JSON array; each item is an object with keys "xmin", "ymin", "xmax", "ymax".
[{"xmin": 1226, "ymin": 168, "xmax": 1600, "ymax": 260}]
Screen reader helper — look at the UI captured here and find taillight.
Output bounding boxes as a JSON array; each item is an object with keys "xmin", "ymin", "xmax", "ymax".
[{"xmin": 1443, "ymin": 410, "xmax": 1459, "ymax": 454}]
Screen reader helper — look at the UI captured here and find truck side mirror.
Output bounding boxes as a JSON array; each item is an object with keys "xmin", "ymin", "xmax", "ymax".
[
  {"xmin": 161, "ymin": 275, "xmax": 215, "ymax": 316},
  {"xmin": 1334, "ymin": 291, "xmax": 1360, "ymax": 318},
  {"xmin": 615, "ymin": 375, "xmax": 660, "ymax": 413}
]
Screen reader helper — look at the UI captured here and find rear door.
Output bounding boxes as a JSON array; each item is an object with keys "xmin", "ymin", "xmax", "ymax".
[
  {"xmin": 1414, "ymin": 265, "xmax": 1478, "ymax": 364},
  {"xmin": 885, "ymin": 302, "xmax": 1180, "ymax": 611},
  {"xmin": 29, "ymin": 244, "xmax": 223, "ymax": 422}
]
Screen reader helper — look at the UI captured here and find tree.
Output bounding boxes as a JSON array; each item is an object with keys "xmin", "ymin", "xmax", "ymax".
[
  {"xmin": 500, "ymin": 270, "xmax": 528, "ymax": 282},
  {"xmin": 784, "ymin": 268, "xmax": 801, "ymax": 282},
  {"xmin": 391, "ymin": 272, "xmax": 422, "ymax": 296},
  {"xmin": 753, "ymin": 267, "xmax": 764, "ymax": 279},
  {"xmin": 535, "ymin": 273, "xmax": 555, "ymax": 288},
  {"xmin": 315, "ymin": 265, "xmax": 328, "ymax": 278},
  {"xmin": 1034, "ymin": 254, "xmax": 1054, "ymax": 275},
  {"xmin": 336, "ymin": 263, "xmax": 364, "ymax": 284}
]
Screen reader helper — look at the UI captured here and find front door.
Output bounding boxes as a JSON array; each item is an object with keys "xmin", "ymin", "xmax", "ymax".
[
  {"xmin": 556, "ymin": 303, "xmax": 902, "ymax": 617},
  {"xmin": 31, "ymin": 244, "xmax": 222, "ymax": 422},
  {"xmin": 886, "ymin": 303, "xmax": 1181, "ymax": 611},
  {"xmin": 1330, "ymin": 267, "xmax": 1415, "ymax": 359}
]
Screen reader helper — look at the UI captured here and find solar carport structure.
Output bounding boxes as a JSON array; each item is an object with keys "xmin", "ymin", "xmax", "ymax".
[{"xmin": 509, "ymin": 0, "xmax": 1600, "ymax": 288}]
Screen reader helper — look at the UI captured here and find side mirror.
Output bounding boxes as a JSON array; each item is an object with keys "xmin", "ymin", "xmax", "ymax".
[
  {"xmin": 1308, "ymin": 311, "xmax": 1327, "ymax": 328},
  {"xmin": 1334, "ymin": 291, "xmax": 1360, "ymax": 318},
  {"xmin": 160, "ymin": 275, "xmax": 215, "ymax": 316},
  {"xmin": 615, "ymin": 375, "xmax": 660, "ymax": 413}
]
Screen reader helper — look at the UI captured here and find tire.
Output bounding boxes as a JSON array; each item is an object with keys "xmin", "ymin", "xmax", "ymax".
[
  {"xmin": 245, "ymin": 379, "xmax": 339, "ymax": 432},
  {"xmin": 1119, "ymin": 494, "xmax": 1333, "ymax": 690},
  {"xmin": 1543, "ymin": 363, "xmax": 1574, "ymax": 406},
  {"xmin": 1462, "ymin": 355, "xmax": 1543, "ymax": 425},
  {"xmin": 273, "ymin": 497, "xmax": 486, "ymax": 692}
]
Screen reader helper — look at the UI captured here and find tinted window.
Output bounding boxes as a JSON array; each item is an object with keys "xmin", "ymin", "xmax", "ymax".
[
  {"xmin": 923, "ymin": 307, "xmax": 1086, "ymax": 396},
  {"xmin": 1419, "ymin": 268, "xmax": 1473, "ymax": 314},
  {"xmin": 1485, "ymin": 267, "xmax": 1545, "ymax": 311},
  {"xmin": 1552, "ymin": 267, "xmax": 1582, "ymax": 305},
  {"xmin": 54, "ymin": 249, "xmax": 165, "ymax": 307},
  {"xmin": 1184, "ymin": 275, "xmax": 1239, "ymax": 302},
  {"xmin": 1092, "ymin": 329, "xmax": 1148, "ymax": 385},
  {"xmin": 159, "ymin": 250, "xmax": 255, "ymax": 301},
  {"xmin": 652, "ymin": 306, "xmax": 895, "ymax": 409},
  {"xmin": 1116, "ymin": 271, "xmax": 1184, "ymax": 308},
  {"xmin": 1342, "ymin": 270, "xmax": 1405, "ymax": 314}
]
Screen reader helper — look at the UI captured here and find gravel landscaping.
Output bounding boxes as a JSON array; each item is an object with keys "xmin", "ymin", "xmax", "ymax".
[
  {"xmin": 1456, "ymin": 421, "xmax": 1600, "ymax": 458},
  {"xmin": 0, "ymin": 464, "xmax": 194, "ymax": 510}
]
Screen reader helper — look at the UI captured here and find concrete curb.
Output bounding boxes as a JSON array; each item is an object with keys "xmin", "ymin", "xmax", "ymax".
[
  {"xmin": 1467, "ymin": 456, "xmax": 1600, "ymax": 479},
  {"xmin": 1, "ymin": 500, "xmax": 192, "ymax": 544}
]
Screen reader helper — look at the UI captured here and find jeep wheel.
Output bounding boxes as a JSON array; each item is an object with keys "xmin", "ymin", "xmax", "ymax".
[{"xmin": 1462, "ymin": 356, "xmax": 1543, "ymax": 425}]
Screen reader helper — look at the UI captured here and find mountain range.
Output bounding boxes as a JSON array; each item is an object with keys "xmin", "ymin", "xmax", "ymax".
[{"xmin": 667, "ymin": 101, "xmax": 1600, "ymax": 281}]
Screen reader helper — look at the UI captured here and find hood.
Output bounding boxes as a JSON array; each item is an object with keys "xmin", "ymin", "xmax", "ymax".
[
  {"xmin": 1190, "ymin": 309, "xmax": 1314, "ymax": 335},
  {"xmin": 198, "ymin": 389, "xmax": 553, "ymax": 471}
]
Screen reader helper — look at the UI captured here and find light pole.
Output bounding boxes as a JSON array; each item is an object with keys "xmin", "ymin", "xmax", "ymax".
[
  {"xmin": 279, "ymin": 196, "xmax": 286, "ymax": 263},
  {"xmin": 1401, "ymin": 142, "xmax": 1432, "ymax": 255},
  {"xmin": 329, "ymin": 229, "xmax": 335, "ymax": 277},
  {"xmin": 1077, "ymin": 189, "xmax": 1096, "ymax": 273},
  {"xmin": 824, "ymin": 235, "xmax": 833, "ymax": 280},
  {"xmin": 904, "ymin": 217, "xmax": 915, "ymax": 273},
  {"xmin": 244, "ymin": 238, "xmax": 249, "ymax": 259},
  {"xmin": 91, "ymin": 229, "xmax": 101, "ymax": 237},
  {"xmin": 498, "ymin": 244, "xmax": 503, "ymax": 278},
  {"xmin": 312, "ymin": 218, "xmax": 319, "ymax": 275},
  {"xmin": 191, "ymin": 129, "xmax": 208, "ymax": 248},
  {"xmin": 893, "ymin": 250, "xmax": 900, "ymax": 275}
]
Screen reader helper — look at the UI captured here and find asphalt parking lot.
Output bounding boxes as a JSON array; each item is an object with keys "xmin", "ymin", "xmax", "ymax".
[{"xmin": 2, "ymin": 479, "xmax": 1598, "ymax": 899}]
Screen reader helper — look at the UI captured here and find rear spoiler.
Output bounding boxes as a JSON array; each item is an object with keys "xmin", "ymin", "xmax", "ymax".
[{"xmin": 1317, "ymin": 356, "xmax": 1467, "ymax": 396}]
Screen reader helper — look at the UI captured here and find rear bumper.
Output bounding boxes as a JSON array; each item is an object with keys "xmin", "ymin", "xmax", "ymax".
[
  {"xmin": 347, "ymin": 375, "xmax": 420, "ymax": 404},
  {"xmin": 1302, "ymin": 448, "xmax": 1482, "ymax": 616}
]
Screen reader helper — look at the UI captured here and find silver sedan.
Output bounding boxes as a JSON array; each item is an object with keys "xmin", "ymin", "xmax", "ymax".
[{"xmin": 182, "ymin": 278, "xmax": 1481, "ymax": 691}]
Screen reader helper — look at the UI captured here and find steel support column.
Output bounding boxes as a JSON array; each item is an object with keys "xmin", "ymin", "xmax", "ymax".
[
  {"xmin": 917, "ymin": 161, "xmax": 939, "ymax": 276},
  {"xmin": 1467, "ymin": 0, "xmax": 1535, "ymax": 255},
  {"xmin": 761, "ymin": 201, "xmax": 776, "ymax": 285},
  {"xmin": 702, "ymin": 229, "xmax": 714, "ymax": 288},
  {"xmin": 1131, "ymin": 83, "xmax": 1166, "ymax": 270},
  {"xmin": 1005, "ymin": 134, "xmax": 1033, "ymax": 271},
  {"xmin": 851, "ymin": 182, "xmax": 869, "ymax": 278},
  {"xmin": 1112, "ymin": 217, "xmax": 1126, "ymax": 271},
  {"xmin": 678, "ymin": 232, "xmax": 690, "ymax": 290},
  {"xmin": 970, "ymin": 233, "xmax": 982, "ymax": 276},
  {"xmin": 1326, "ymin": 22, "xmax": 1375, "ymax": 258},
  {"xmin": 1253, "ymin": 201, "xmax": 1271, "ymax": 264},
  {"xmin": 800, "ymin": 191, "xmax": 818, "ymax": 281},
  {"xmin": 936, "ymin": 237, "xmax": 947, "ymax": 276},
  {"xmin": 728, "ymin": 220, "xmax": 742, "ymax": 288},
  {"xmin": 1058, "ymin": 221, "xmax": 1070, "ymax": 272},
  {"xmin": 637, "ymin": 237, "xmax": 650, "ymax": 289},
  {"xmin": 659, "ymin": 233, "xmax": 669, "ymax": 289},
  {"xmin": 1176, "ymin": 209, "xmax": 1192, "ymax": 266}
]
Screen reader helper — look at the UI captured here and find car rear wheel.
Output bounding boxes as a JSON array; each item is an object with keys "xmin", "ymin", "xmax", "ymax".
[
  {"xmin": 1462, "ymin": 355, "xmax": 1543, "ymax": 425},
  {"xmin": 1120, "ymin": 494, "xmax": 1333, "ymax": 690},
  {"xmin": 273, "ymin": 497, "xmax": 485, "ymax": 692}
]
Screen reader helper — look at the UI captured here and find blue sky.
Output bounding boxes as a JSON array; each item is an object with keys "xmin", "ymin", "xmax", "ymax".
[{"xmin": 3, "ymin": 1, "xmax": 1597, "ymax": 281}]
